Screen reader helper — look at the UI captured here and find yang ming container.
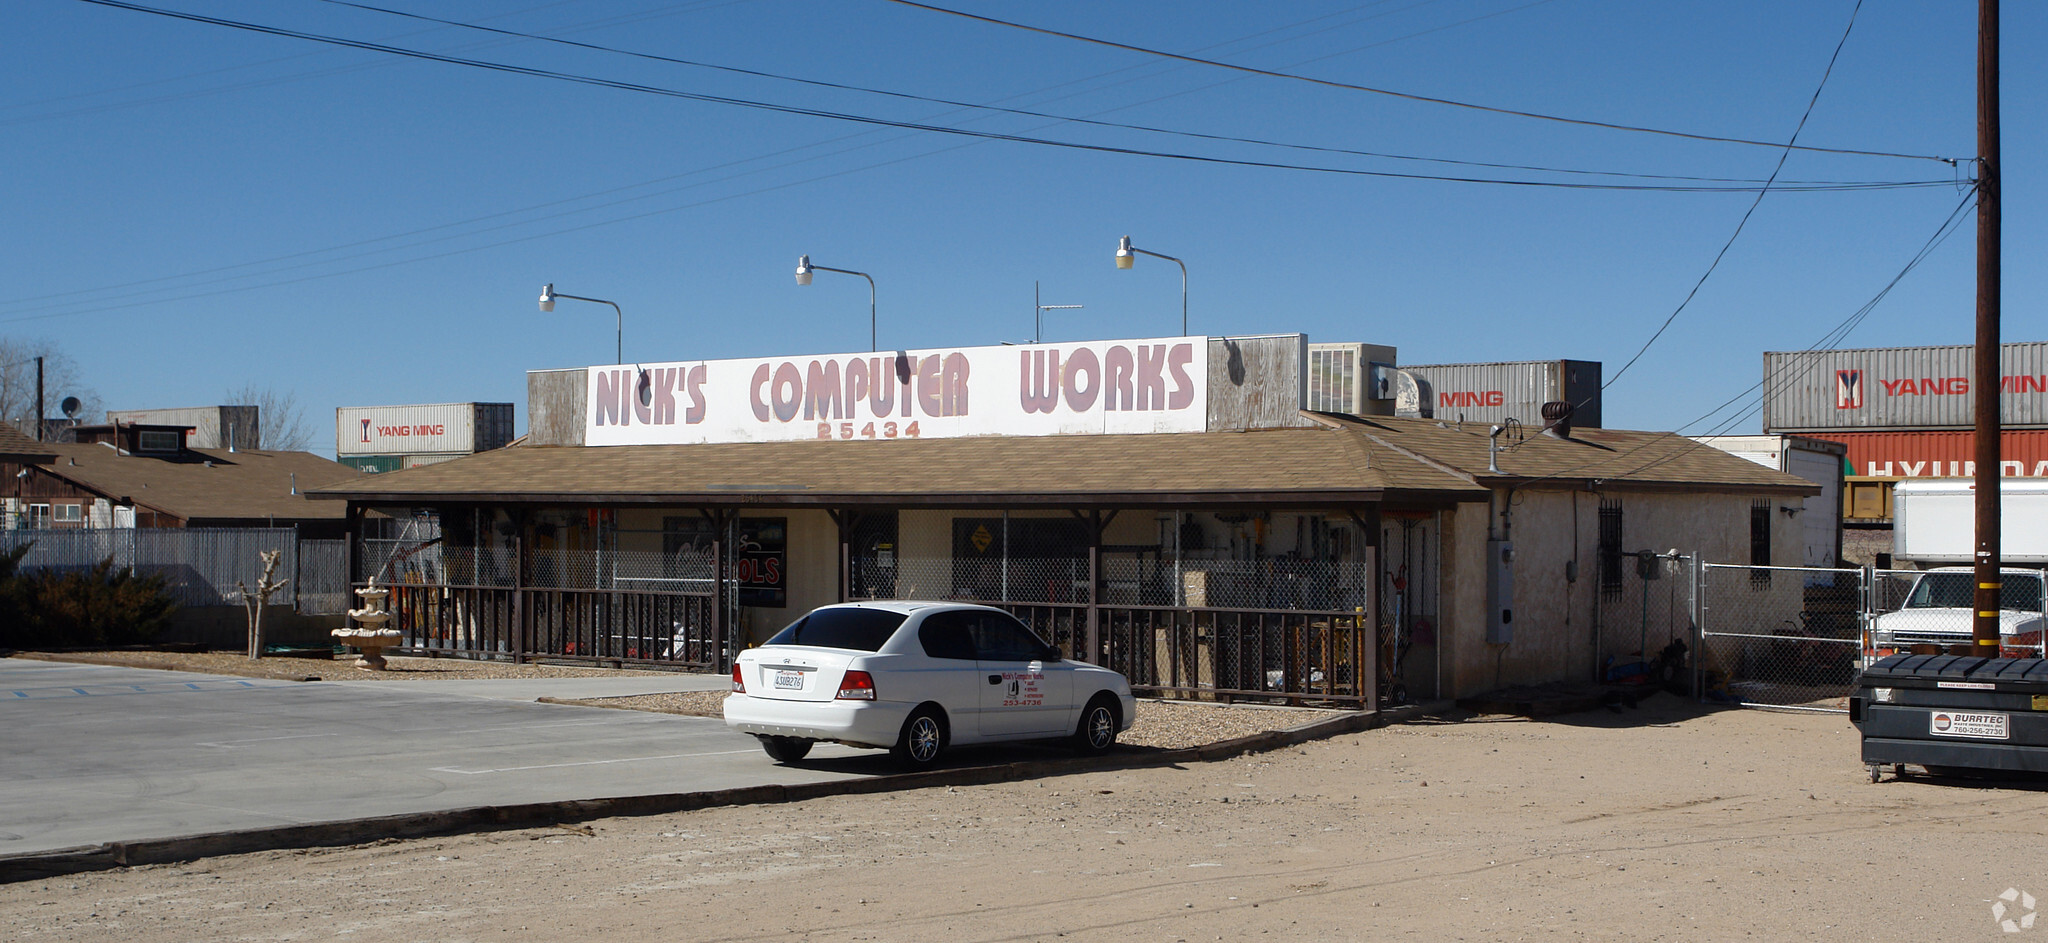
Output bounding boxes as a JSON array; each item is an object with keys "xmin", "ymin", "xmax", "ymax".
[
  {"xmin": 1396, "ymin": 360, "xmax": 1601, "ymax": 429},
  {"xmin": 1763, "ymin": 341, "xmax": 2048, "ymax": 432},
  {"xmin": 336, "ymin": 402, "xmax": 514, "ymax": 458}
]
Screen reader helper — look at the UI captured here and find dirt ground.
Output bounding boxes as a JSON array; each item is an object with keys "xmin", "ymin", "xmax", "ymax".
[{"xmin": 9, "ymin": 693, "xmax": 2048, "ymax": 942}]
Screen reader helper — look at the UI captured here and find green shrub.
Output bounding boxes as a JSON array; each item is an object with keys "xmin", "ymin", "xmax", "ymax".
[
  {"xmin": 12, "ymin": 555, "xmax": 178, "ymax": 648},
  {"xmin": 0, "ymin": 543, "xmax": 30, "ymax": 648}
]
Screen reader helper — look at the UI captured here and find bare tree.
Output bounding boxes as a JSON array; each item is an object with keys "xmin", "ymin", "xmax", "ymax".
[
  {"xmin": 223, "ymin": 383, "xmax": 314, "ymax": 452},
  {"xmin": 0, "ymin": 337, "xmax": 100, "ymax": 436},
  {"xmin": 237, "ymin": 549, "xmax": 290, "ymax": 660}
]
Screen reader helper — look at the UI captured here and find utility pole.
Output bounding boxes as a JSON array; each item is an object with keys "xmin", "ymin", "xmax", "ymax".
[
  {"xmin": 1972, "ymin": 0, "xmax": 2002, "ymax": 653},
  {"xmin": 34, "ymin": 356, "xmax": 43, "ymax": 442}
]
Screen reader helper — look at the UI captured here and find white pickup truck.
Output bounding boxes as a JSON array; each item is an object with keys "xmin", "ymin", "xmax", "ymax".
[{"xmin": 1864, "ymin": 567, "xmax": 2046, "ymax": 661}]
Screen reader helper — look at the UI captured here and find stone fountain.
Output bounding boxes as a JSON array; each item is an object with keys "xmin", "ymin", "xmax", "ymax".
[{"xmin": 334, "ymin": 582, "xmax": 404, "ymax": 670}]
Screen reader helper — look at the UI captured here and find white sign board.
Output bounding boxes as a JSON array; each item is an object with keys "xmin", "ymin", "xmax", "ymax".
[
  {"xmin": 584, "ymin": 337, "xmax": 1208, "ymax": 446},
  {"xmin": 1929, "ymin": 710, "xmax": 2009, "ymax": 740}
]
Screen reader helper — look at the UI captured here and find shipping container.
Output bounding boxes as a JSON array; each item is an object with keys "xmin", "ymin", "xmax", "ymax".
[
  {"xmin": 1690, "ymin": 435, "xmax": 1845, "ymax": 567},
  {"xmin": 1762, "ymin": 341, "xmax": 2048, "ymax": 432},
  {"xmin": 341, "ymin": 453, "xmax": 465, "ymax": 474},
  {"xmin": 1395, "ymin": 360, "xmax": 1602, "ymax": 428},
  {"xmin": 336, "ymin": 403, "xmax": 514, "ymax": 457},
  {"xmin": 1801, "ymin": 428, "xmax": 2048, "ymax": 479},
  {"xmin": 105, "ymin": 406, "xmax": 259, "ymax": 450}
]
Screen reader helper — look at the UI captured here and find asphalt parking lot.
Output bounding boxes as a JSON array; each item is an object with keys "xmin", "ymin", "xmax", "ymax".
[{"xmin": 0, "ymin": 659, "xmax": 872, "ymax": 857}]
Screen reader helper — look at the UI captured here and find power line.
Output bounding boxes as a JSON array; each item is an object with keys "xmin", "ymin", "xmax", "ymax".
[
  {"xmin": 306, "ymin": 0, "xmax": 1846, "ymax": 189},
  {"xmin": 72, "ymin": 0, "xmax": 1954, "ymax": 194},
  {"xmin": 1495, "ymin": 184, "xmax": 1977, "ymax": 487},
  {"xmin": 883, "ymin": 0, "xmax": 1956, "ymax": 165},
  {"xmin": 9, "ymin": 2, "xmax": 1536, "ymax": 320},
  {"xmin": 1601, "ymin": 0, "xmax": 1871, "ymax": 393}
]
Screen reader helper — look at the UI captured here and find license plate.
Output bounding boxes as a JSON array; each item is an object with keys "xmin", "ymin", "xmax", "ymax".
[
  {"xmin": 773, "ymin": 669, "xmax": 806, "ymax": 690},
  {"xmin": 1930, "ymin": 710, "xmax": 2009, "ymax": 740}
]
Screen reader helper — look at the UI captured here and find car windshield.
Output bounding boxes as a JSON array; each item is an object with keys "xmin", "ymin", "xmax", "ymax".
[
  {"xmin": 766, "ymin": 608, "xmax": 909, "ymax": 652},
  {"xmin": 1905, "ymin": 572, "xmax": 2044, "ymax": 611}
]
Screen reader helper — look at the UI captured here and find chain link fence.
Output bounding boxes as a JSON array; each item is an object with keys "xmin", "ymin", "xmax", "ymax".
[
  {"xmin": 1698, "ymin": 564, "xmax": 2048, "ymax": 713},
  {"xmin": 0, "ymin": 527, "xmax": 348, "ymax": 614},
  {"xmin": 1697, "ymin": 563, "xmax": 1861, "ymax": 711},
  {"xmin": 1864, "ymin": 568, "xmax": 2048, "ymax": 660}
]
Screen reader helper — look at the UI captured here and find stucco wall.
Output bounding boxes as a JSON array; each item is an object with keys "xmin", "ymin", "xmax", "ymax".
[{"xmin": 1441, "ymin": 488, "xmax": 1814, "ymax": 697}]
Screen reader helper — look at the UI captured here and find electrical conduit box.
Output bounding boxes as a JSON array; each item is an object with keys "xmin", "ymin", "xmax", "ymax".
[{"xmin": 1486, "ymin": 539, "xmax": 1514, "ymax": 644}]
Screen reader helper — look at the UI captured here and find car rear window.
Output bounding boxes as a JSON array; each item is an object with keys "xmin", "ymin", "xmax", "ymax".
[{"xmin": 766, "ymin": 608, "xmax": 909, "ymax": 652}]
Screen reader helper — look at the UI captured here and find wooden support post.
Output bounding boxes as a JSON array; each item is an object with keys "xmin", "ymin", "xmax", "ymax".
[
  {"xmin": 1085, "ymin": 509, "xmax": 1103, "ymax": 665},
  {"xmin": 511, "ymin": 508, "xmax": 527, "ymax": 664}
]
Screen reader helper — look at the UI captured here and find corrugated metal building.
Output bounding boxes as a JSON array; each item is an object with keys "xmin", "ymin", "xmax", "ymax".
[{"xmin": 105, "ymin": 406, "xmax": 260, "ymax": 450}]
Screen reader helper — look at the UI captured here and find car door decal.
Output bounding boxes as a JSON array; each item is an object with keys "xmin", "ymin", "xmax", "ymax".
[{"xmin": 999, "ymin": 670, "xmax": 1044, "ymax": 708}]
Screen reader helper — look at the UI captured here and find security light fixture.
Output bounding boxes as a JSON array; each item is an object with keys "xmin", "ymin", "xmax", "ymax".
[
  {"xmin": 793, "ymin": 255, "xmax": 876, "ymax": 351},
  {"xmin": 1112, "ymin": 235, "xmax": 1187, "ymax": 335},
  {"xmin": 538, "ymin": 283, "xmax": 623, "ymax": 364}
]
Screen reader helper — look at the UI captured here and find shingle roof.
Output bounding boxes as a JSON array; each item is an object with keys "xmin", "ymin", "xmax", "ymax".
[
  {"xmin": 1321, "ymin": 413, "xmax": 1821, "ymax": 495},
  {"xmin": 308, "ymin": 426, "xmax": 1490, "ymax": 507},
  {"xmin": 307, "ymin": 413, "xmax": 1820, "ymax": 508},
  {"xmin": 34, "ymin": 444, "xmax": 365, "ymax": 522},
  {"xmin": 0, "ymin": 421, "xmax": 55, "ymax": 460}
]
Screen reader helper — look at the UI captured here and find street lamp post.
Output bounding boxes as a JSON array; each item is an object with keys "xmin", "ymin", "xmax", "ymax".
[
  {"xmin": 795, "ymin": 255, "xmax": 877, "ymax": 351},
  {"xmin": 1114, "ymin": 235, "xmax": 1187, "ymax": 336},
  {"xmin": 539, "ymin": 284, "xmax": 624, "ymax": 364}
]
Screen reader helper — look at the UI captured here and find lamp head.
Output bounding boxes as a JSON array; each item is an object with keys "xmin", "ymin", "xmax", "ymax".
[
  {"xmin": 794, "ymin": 255, "xmax": 814, "ymax": 286},
  {"xmin": 538, "ymin": 283, "xmax": 556, "ymax": 313},
  {"xmin": 1114, "ymin": 235, "xmax": 1135, "ymax": 270}
]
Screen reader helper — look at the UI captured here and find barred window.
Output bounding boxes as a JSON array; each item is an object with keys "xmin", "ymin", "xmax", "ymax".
[
  {"xmin": 1750, "ymin": 500, "xmax": 1772, "ymax": 584},
  {"xmin": 1597, "ymin": 499, "xmax": 1623, "ymax": 597}
]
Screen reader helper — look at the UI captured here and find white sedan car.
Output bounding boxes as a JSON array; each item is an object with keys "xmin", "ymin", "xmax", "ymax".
[{"xmin": 723, "ymin": 601, "xmax": 1137, "ymax": 768}]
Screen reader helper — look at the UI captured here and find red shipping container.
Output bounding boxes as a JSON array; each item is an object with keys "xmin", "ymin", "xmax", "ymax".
[{"xmin": 1805, "ymin": 429, "xmax": 2048, "ymax": 478}]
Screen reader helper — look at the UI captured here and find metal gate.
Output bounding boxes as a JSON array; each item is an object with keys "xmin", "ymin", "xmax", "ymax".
[
  {"xmin": 1697, "ymin": 563, "xmax": 1865, "ymax": 713},
  {"xmin": 1698, "ymin": 564, "xmax": 2048, "ymax": 714}
]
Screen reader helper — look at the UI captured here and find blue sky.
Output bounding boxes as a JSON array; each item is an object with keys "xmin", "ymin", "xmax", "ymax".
[{"xmin": 3, "ymin": 0, "xmax": 2037, "ymax": 455}]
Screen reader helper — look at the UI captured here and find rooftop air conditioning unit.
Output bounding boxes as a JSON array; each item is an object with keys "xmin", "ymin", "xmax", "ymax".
[{"xmin": 1307, "ymin": 343, "xmax": 1398, "ymax": 416}]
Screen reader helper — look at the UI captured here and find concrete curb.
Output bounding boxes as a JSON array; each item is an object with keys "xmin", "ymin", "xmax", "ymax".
[{"xmin": 0, "ymin": 701, "xmax": 1442, "ymax": 884}]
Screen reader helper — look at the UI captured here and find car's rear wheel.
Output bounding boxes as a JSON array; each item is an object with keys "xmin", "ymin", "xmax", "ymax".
[
  {"xmin": 758, "ymin": 735, "xmax": 813, "ymax": 763},
  {"xmin": 1071, "ymin": 694, "xmax": 1120, "ymax": 755},
  {"xmin": 892, "ymin": 706, "xmax": 948, "ymax": 769}
]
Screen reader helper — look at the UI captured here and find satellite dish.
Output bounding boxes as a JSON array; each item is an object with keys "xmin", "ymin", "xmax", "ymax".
[{"xmin": 59, "ymin": 396, "xmax": 81, "ymax": 418}]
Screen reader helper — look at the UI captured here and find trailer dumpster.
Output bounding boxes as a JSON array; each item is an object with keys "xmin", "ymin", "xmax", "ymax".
[{"xmin": 1851, "ymin": 654, "xmax": 2048, "ymax": 781}]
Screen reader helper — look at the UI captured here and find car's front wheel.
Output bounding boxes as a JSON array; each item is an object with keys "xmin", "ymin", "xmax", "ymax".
[
  {"xmin": 892, "ymin": 706, "xmax": 948, "ymax": 769},
  {"xmin": 758, "ymin": 735, "xmax": 813, "ymax": 763},
  {"xmin": 1071, "ymin": 694, "xmax": 1120, "ymax": 755}
]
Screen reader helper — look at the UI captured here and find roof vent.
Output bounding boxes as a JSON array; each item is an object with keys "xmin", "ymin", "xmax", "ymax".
[{"xmin": 1541, "ymin": 401, "xmax": 1573, "ymax": 438}]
